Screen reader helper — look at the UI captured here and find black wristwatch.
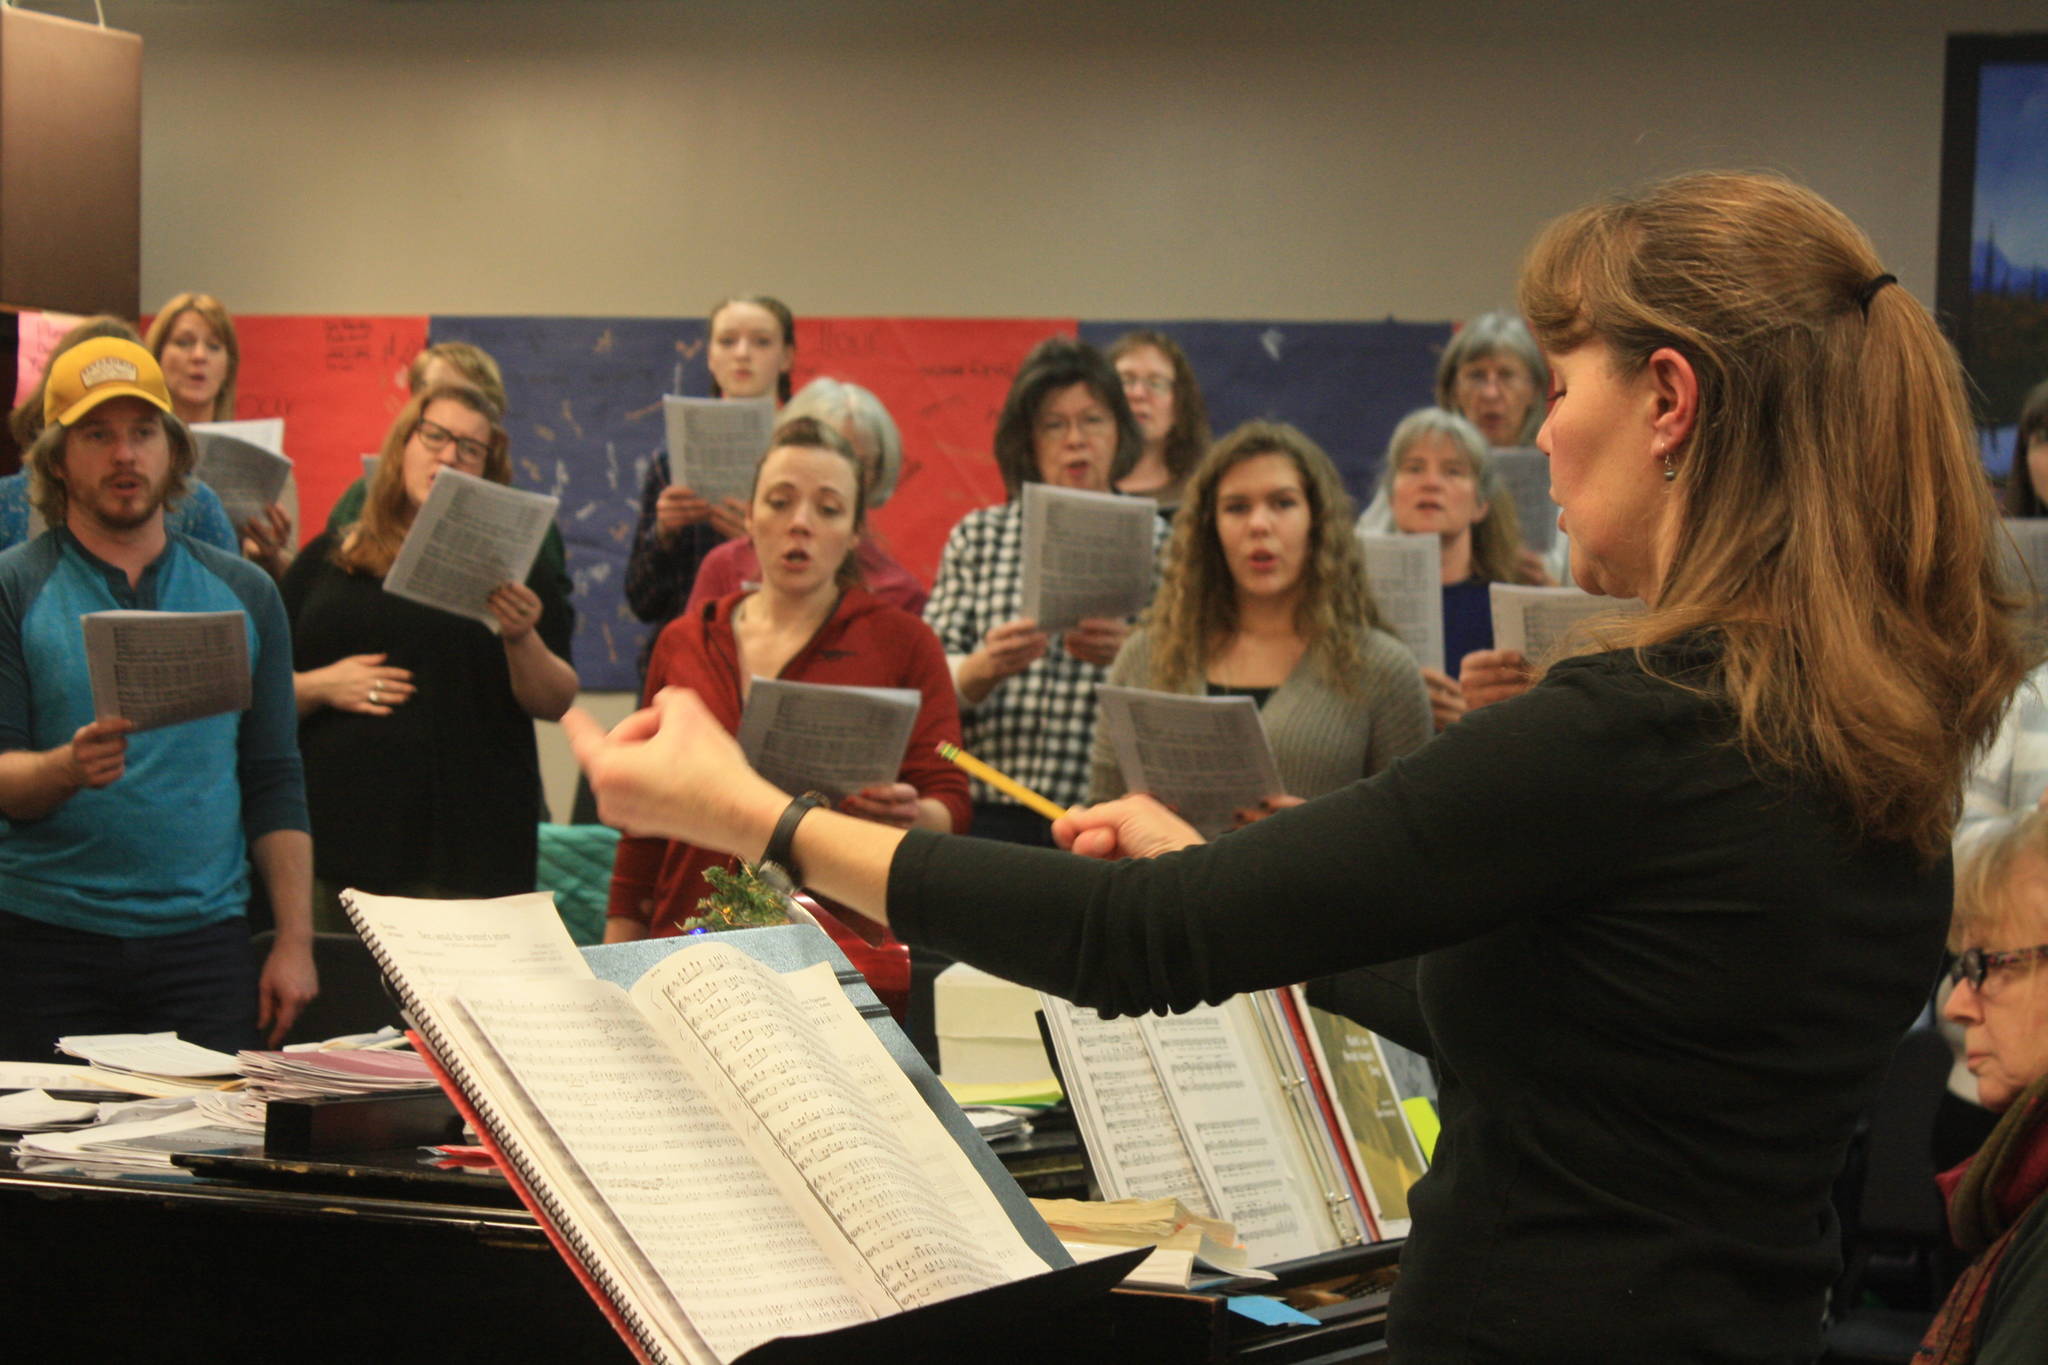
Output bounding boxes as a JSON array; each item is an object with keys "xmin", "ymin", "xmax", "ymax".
[{"xmin": 758, "ymin": 792, "xmax": 828, "ymax": 892}]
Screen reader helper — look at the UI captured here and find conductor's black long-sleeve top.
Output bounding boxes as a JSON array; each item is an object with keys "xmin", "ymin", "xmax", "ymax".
[{"xmin": 891, "ymin": 638, "xmax": 1949, "ymax": 1364}]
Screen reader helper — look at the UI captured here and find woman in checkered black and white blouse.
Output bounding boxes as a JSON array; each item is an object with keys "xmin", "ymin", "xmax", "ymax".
[{"xmin": 922, "ymin": 337, "xmax": 1167, "ymax": 845}]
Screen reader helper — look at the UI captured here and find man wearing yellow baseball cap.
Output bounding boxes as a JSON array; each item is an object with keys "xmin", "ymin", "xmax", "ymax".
[{"xmin": 0, "ymin": 337, "xmax": 316, "ymax": 1059}]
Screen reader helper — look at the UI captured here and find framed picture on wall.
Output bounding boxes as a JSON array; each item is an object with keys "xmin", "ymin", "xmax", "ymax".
[{"xmin": 1939, "ymin": 33, "xmax": 2048, "ymax": 483}]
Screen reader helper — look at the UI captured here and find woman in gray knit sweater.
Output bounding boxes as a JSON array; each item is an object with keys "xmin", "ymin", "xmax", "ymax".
[{"xmin": 1090, "ymin": 421, "xmax": 1432, "ymax": 816}]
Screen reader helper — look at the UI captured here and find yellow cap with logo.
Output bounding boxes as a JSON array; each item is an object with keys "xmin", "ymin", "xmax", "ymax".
[{"xmin": 44, "ymin": 337, "xmax": 173, "ymax": 427}]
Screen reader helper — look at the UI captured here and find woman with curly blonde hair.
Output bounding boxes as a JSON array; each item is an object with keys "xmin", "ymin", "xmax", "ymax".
[{"xmin": 1089, "ymin": 420, "xmax": 1430, "ymax": 816}]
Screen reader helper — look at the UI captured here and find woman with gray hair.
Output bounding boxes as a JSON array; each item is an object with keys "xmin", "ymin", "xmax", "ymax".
[
  {"xmin": 1435, "ymin": 310, "xmax": 1548, "ymax": 449},
  {"xmin": 680, "ymin": 376, "xmax": 925, "ymax": 617},
  {"xmin": 1372, "ymin": 407, "xmax": 1542, "ymax": 728}
]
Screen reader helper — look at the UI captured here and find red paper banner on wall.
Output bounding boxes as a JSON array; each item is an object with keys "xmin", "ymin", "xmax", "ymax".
[
  {"xmin": 791, "ymin": 317, "xmax": 1075, "ymax": 584},
  {"xmin": 229, "ymin": 315, "xmax": 429, "ymax": 541}
]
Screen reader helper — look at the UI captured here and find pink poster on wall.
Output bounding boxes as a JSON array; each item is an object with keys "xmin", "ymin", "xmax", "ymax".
[{"xmin": 13, "ymin": 309, "xmax": 85, "ymax": 408}]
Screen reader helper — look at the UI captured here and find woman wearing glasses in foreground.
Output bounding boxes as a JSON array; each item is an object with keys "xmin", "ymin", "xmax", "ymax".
[
  {"xmin": 567, "ymin": 173, "xmax": 2026, "ymax": 1361},
  {"xmin": 285, "ymin": 385, "xmax": 576, "ymax": 928},
  {"xmin": 1923, "ymin": 812, "xmax": 2048, "ymax": 1364}
]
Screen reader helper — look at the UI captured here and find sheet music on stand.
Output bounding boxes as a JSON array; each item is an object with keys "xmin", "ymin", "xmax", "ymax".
[
  {"xmin": 191, "ymin": 432, "xmax": 293, "ymax": 533},
  {"xmin": 1359, "ymin": 532, "xmax": 1444, "ymax": 672},
  {"xmin": 1489, "ymin": 583, "xmax": 1643, "ymax": 658},
  {"xmin": 383, "ymin": 469, "xmax": 559, "ymax": 628},
  {"xmin": 1096, "ymin": 686, "xmax": 1283, "ymax": 838},
  {"xmin": 661, "ymin": 396, "xmax": 777, "ymax": 507},
  {"xmin": 734, "ymin": 678, "xmax": 920, "ymax": 800},
  {"xmin": 1490, "ymin": 447, "xmax": 1559, "ymax": 555},
  {"xmin": 82, "ymin": 610, "xmax": 250, "ymax": 731},
  {"xmin": 1018, "ymin": 485, "xmax": 1157, "ymax": 633}
]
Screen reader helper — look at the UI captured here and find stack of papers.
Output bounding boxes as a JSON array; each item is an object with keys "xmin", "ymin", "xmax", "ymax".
[
  {"xmin": 55, "ymin": 1032, "xmax": 243, "ymax": 1096},
  {"xmin": 14, "ymin": 1099, "xmax": 261, "ymax": 1173},
  {"xmin": 0, "ymin": 1089, "xmax": 102, "ymax": 1132},
  {"xmin": 236, "ymin": 1047, "xmax": 437, "ymax": 1100},
  {"xmin": 1033, "ymin": 1196, "xmax": 1265, "ymax": 1286}
]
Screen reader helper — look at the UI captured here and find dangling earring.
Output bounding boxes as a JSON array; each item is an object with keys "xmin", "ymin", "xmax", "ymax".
[{"xmin": 1659, "ymin": 444, "xmax": 1676, "ymax": 483}]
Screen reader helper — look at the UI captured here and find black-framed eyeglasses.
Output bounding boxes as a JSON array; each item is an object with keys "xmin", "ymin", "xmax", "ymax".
[
  {"xmin": 414, "ymin": 417, "xmax": 490, "ymax": 468},
  {"xmin": 1948, "ymin": 944, "xmax": 2048, "ymax": 991}
]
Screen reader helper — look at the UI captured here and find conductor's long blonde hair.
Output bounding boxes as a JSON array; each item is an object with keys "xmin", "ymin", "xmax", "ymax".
[{"xmin": 1520, "ymin": 170, "xmax": 2029, "ymax": 861}]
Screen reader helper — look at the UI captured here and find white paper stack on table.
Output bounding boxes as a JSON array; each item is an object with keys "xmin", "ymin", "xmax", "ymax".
[
  {"xmin": 14, "ymin": 1102, "xmax": 262, "ymax": 1172},
  {"xmin": 82, "ymin": 609, "xmax": 251, "ymax": 731},
  {"xmin": 661, "ymin": 394, "xmax": 778, "ymax": 506},
  {"xmin": 0, "ymin": 1089, "xmax": 102, "ymax": 1132},
  {"xmin": 1019, "ymin": 484, "xmax": 1159, "ymax": 632},
  {"xmin": 383, "ymin": 468, "xmax": 560, "ymax": 628},
  {"xmin": 1095, "ymin": 686, "xmax": 1284, "ymax": 838},
  {"xmin": 235, "ymin": 1047, "xmax": 437, "ymax": 1101},
  {"xmin": 734, "ymin": 678, "xmax": 920, "ymax": 800},
  {"xmin": 55, "ymin": 1032, "xmax": 243, "ymax": 1095},
  {"xmin": 1360, "ymin": 532, "xmax": 1446, "ymax": 673}
]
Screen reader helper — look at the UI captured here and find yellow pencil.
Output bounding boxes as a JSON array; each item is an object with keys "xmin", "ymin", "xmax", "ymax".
[{"xmin": 937, "ymin": 742, "xmax": 1068, "ymax": 822}]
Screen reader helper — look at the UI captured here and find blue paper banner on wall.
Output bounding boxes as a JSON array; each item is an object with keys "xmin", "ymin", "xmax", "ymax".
[
  {"xmin": 431, "ymin": 315, "xmax": 1449, "ymax": 692},
  {"xmin": 1078, "ymin": 319, "xmax": 1451, "ymax": 513}
]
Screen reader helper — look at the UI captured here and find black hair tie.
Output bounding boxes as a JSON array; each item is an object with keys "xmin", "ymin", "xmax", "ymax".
[{"xmin": 1856, "ymin": 273, "xmax": 1898, "ymax": 315}]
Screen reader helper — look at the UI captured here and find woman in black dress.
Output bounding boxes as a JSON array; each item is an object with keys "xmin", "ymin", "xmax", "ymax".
[{"xmin": 284, "ymin": 384, "xmax": 576, "ymax": 926}]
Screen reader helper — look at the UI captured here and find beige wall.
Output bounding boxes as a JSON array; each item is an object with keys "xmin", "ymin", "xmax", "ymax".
[
  {"xmin": 111, "ymin": 0, "xmax": 2041, "ymax": 320},
  {"xmin": 54, "ymin": 0, "xmax": 2040, "ymax": 813}
]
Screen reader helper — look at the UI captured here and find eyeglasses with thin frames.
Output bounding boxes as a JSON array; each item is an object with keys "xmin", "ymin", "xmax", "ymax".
[
  {"xmin": 1948, "ymin": 943, "xmax": 2048, "ymax": 991},
  {"xmin": 414, "ymin": 417, "xmax": 491, "ymax": 469}
]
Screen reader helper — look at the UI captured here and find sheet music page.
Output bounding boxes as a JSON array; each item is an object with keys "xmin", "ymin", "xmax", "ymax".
[
  {"xmin": 1360, "ymin": 533, "xmax": 1445, "ymax": 672},
  {"xmin": 1096, "ymin": 686, "xmax": 1282, "ymax": 837},
  {"xmin": 82, "ymin": 610, "xmax": 250, "ymax": 731},
  {"xmin": 661, "ymin": 395, "xmax": 776, "ymax": 506},
  {"xmin": 191, "ymin": 416, "xmax": 285, "ymax": 456},
  {"xmin": 454, "ymin": 981, "xmax": 873, "ymax": 1365},
  {"xmin": 1018, "ymin": 485, "xmax": 1157, "ymax": 632},
  {"xmin": 191, "ymin": 432, "xmax": 294, "ymax": 532},
  {"xmin": 383, "ymin": 468, "xmax": 560, "ymax": 627},
  {"xmin": 1137, "ymin": 999, "xmax": 1341, "ymax": 1265},
  {"xmin": 1490, "ymin": 447, "xmax": 1558, "ymax": 554},
  {"xmin": 342, "ymin": 891, "xmax": 593, "ymax": 1001},
  {"xmin": 1488, "ymin": 583, "xmax": 1644, "ymax": 657},
  {"xmin": 2000, "ymin": 518, "xmax": 2048, "ymax": 623},
  {"xmin": 733, "ymin": 679, "xmax": 921, "ymax": 800},
  {"xmin": 632, "ymin": 941, "xmax": 1044, "ymax": 1313},
  {"xmin": 1037, "ymin": 995, "xmax": 1214, "ymax": 1212},
  {"xmin": 1291, "ymin": 988, "xmax": 1425, "ymax": 1238}
]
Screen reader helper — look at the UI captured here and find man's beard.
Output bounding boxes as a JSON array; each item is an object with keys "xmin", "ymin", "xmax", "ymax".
[{"xmin": 73, "ymin": 475, "xmax": 166, "ymax": 533}]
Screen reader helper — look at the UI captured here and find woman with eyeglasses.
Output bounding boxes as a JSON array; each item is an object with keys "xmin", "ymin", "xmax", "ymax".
[
  {"xmin": 1921, "ymin": 810, "xmax": 2048, "ymax": 1363},
  {"xmin": 282, "ymin": 385, "xmax": 576, "ymax": 927},
  {"xmin": 919, "ymin": 336, "xmax": 1165, "ymax": 845},
  {"xmin": 1109, "ymin": 330, "xmax": 1211, "ymax": 518},
  {"xmin": 566, "ymin": 172, "xmax": 2028, "ymax": 1361}
]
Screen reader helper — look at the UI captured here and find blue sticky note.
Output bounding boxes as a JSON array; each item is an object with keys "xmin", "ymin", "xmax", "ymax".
[{"xmin": 1226, "ymin": 1295, "xmax": 1320, "ymax": 1327}]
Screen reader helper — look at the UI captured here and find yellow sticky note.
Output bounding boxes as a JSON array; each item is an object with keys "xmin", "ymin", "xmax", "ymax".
[{"xmin": 1402, "ymin": 1096, "xmax": 1441, "ymax": 1163}]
